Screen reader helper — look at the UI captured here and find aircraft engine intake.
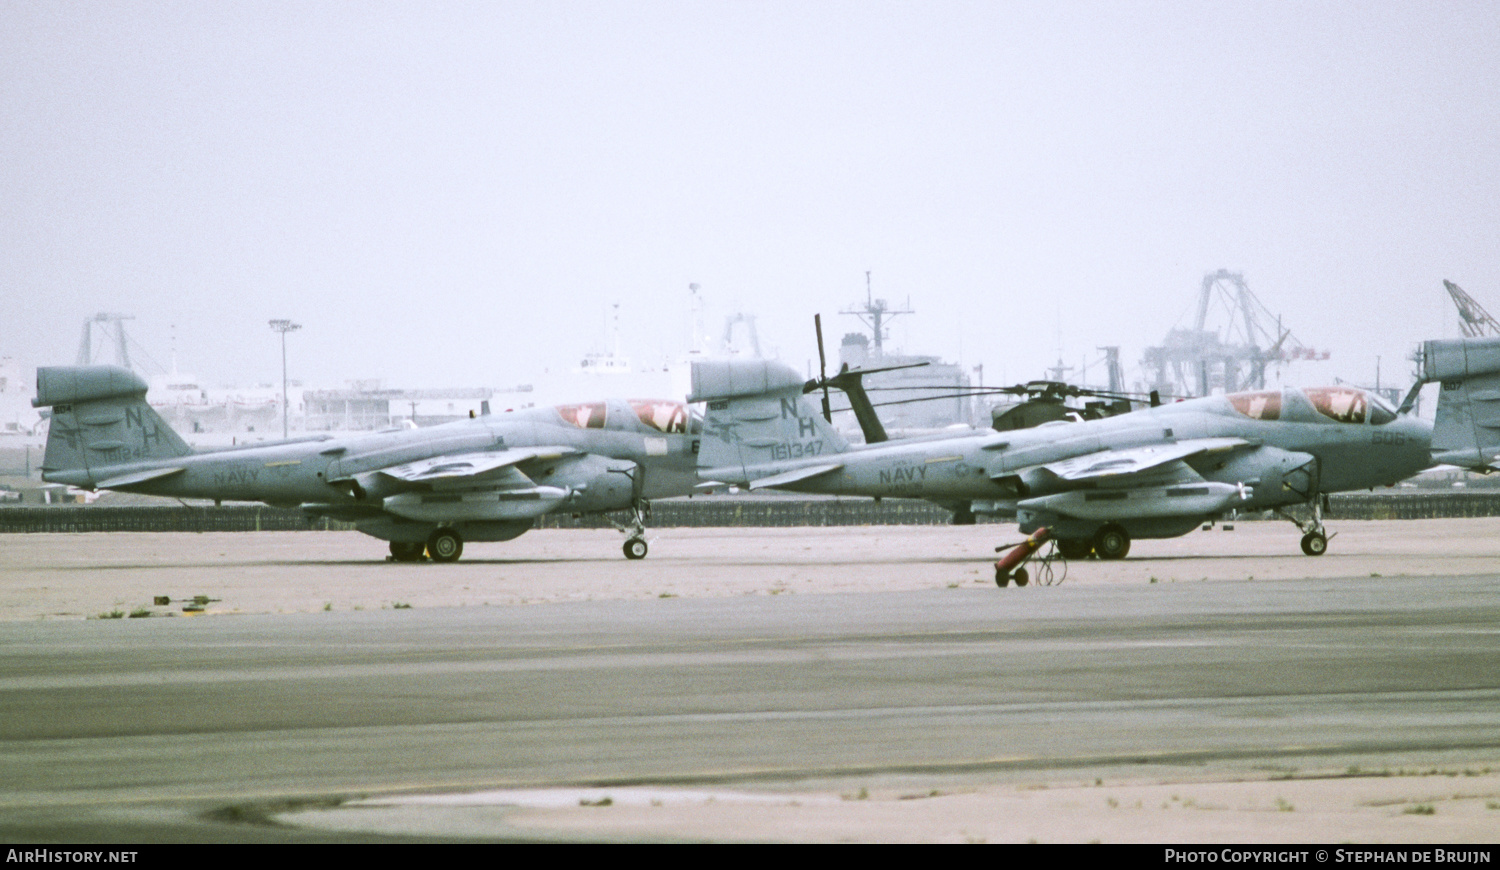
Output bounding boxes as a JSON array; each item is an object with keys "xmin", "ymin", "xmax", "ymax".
[{"xmin": 549, "ymin": 454, "xmax": 641, "ymax": 514}]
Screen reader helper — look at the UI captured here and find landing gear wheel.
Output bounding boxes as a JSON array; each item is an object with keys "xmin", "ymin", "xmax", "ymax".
[
  {"xmin": 1300, "ymin": 531, "xmax": 1328, "ymax": 556},
  {"xmin": 623, "ymin": 537, "xmax": 648, "ymax": 560},
  {"xmin": 426, "ymin": 528, "xmax": 464, "ymax": 563},
  {"xmin": 1056, "ymin": 538, "xmax": 1093, "ymax": 560},
  {"xmin": 1093, "ymin": 524, "xmax": 1131, "ymax": 560},
  {"xmin": 389, "ymin": 541, "xmax": 426, "ymax": 562}
]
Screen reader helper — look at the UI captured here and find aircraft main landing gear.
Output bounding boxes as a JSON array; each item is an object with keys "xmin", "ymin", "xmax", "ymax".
[
  {"xmin": 1092, "ymin": 523, "xmax": 1131, "ymax": 560},
  {"xmin": 624, "ymin": 537, "xmax": 648, "ymax": 560},
  {"xmin": 1056, "ymin": 538, "xmax": 1094, "ymax": 560},
  {"xmin": 426, "ymin": 528, "xmax": 464, "ymax": 563},
  {"xmin": 388, "ymin": 541, "xmax": 426, "ymax": 562}
]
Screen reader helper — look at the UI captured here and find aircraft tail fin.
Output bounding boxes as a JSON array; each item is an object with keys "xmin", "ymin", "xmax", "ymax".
[
  {"xmin": 689, "ymin": 359, "xmax": 849, "ymax": 482},
  {"xmin": 33, "ymin": 366, "xmax": 192, "ymax": 484},
  {"xmin": 1419, "ymin": 337, "xmax": 1500, "ymax": 470}
]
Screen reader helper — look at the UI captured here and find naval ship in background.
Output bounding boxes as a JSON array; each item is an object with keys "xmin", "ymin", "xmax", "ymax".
[{"xmin": 827, "ymin": 277, "xmax": 977, "ymax": 441}]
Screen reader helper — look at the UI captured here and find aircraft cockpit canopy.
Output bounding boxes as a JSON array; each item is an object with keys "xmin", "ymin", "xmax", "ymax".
[
  {"xmin": 1228, "ymin": 387, "xmax": 1397, "ymax": 425},
  {"xmin": 1228, "ymin": 390, "xmax": 1282, "ymax": 421},
  {"xmin": 555, "ymin": 400, "xmax": 700, "ymax": 433},
  {"xmin": 630, "ymin": 400, "xmax": 691, "ymax": 434},
  {"xmin": 1303, "ymin": 387, "xmax": 1397, "ymax": 425},
  {"xmin": 555, "ymin": 402, "xmax": 607, "ymax": 429}
]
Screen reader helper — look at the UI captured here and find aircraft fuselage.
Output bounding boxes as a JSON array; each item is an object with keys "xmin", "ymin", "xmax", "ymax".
[
  {"xmin": 724, "ymin": 391, "xmax": 1432, "ymax": 509},
  {"xmin": 44, "ymin": 403, "xmax": 700, "ymax": 511}
]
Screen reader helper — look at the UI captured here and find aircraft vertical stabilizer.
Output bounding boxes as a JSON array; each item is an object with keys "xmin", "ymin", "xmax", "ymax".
[
  {"xmin": 689, "ymin": 359, "xmax": 848, "ymax": 482},
  {"xmin": 34, "ymin": 366, "xmax": 192, "ymax": 483},
  {"xmin": 1420, "ymin": 336, "xmax": 1500, "ymax": 469}
]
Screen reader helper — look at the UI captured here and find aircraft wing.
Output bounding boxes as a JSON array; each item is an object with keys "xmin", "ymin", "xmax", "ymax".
[
  {"xmin": 1035, "ymin": 437, "xmax": 1252, "ymax": 483},
  {"xmin": 376, "ymin": 446, "xmax": 583, "ymax": 486}
]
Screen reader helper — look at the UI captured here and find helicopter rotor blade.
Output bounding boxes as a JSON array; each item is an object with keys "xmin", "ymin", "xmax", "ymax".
[{"xmin": 814, "ymin": 313, "xmax": 832, "ymax": 422}]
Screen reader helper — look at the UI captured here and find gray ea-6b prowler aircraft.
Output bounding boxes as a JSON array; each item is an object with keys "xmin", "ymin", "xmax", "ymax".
[
  {"xmin": 33, "ymin": 365, "xmax": 702, "ymax": 562},
  {"xmin": 689, "ymin": 335, "xmax": 1500, "ymax": 575}
]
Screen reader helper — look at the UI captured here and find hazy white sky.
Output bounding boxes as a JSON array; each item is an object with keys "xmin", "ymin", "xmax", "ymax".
[{"xmin": 3, "ymin": 0, "xmax": 1497, "ymax": 393}]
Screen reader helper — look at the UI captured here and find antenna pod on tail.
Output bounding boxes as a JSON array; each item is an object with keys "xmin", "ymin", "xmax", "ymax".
[
  {"xmin": 34, "ymin": 365, "xmax": 192, "ymax": 484},
  {"xmin": 689, "ymin": 359, "xmax": 849, "ymax": 483},
  {"xmin": 1420, "ymin": 337, "xmax": 1500, "ymax": 470}
]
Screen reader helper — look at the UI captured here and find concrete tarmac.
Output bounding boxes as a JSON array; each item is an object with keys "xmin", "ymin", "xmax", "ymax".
[
  {"xmin": 1, "ymin": 520, "xmax": 1499, "ymax": 842},
  {"xmin": 5, "ymin": 518, "xmax": 1500, "ymax": 621}
]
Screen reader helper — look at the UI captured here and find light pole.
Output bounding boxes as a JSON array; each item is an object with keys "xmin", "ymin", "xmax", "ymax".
[{"xmin": 268, "ymin": 319, "xmax": 301, "ymax": 439}]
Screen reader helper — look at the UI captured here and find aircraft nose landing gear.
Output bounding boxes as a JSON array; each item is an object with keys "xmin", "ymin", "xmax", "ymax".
[
  {"xmin": 1279, "ymin": 493, "xmax": 1333, "ymax": 557},
  {"xmin": 612, "ymin": 500, "xmax": 653, "ymax": 560}
]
